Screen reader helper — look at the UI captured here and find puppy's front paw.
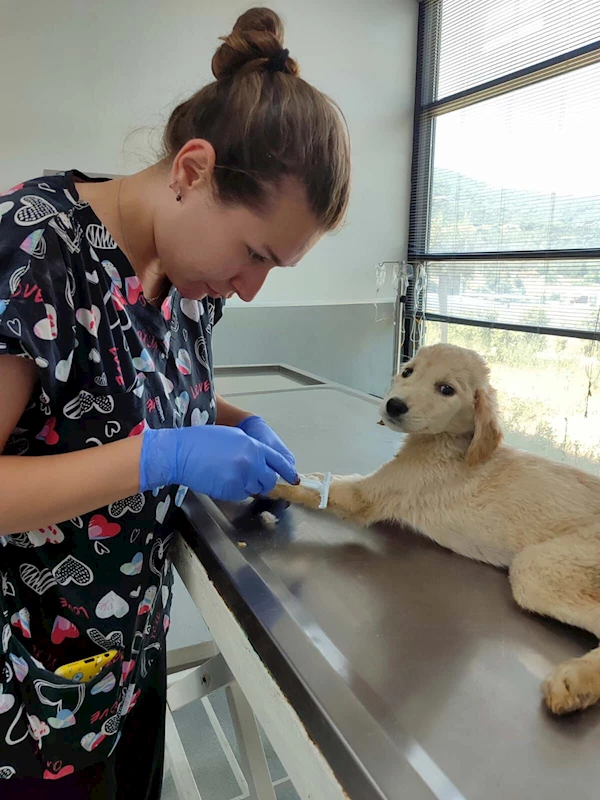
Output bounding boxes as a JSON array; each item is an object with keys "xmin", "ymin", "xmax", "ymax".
[{"xmin": 269, "ymin": 481, "xmax": 321, "ymax": 510}]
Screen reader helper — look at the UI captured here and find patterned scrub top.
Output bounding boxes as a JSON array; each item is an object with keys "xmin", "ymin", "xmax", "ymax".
[{"xmin": 0, "ymin": 171, "xmax": 222, "ymax": 780}]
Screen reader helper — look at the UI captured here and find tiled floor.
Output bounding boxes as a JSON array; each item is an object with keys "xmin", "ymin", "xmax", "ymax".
[{"xmin": 162, "ymin": 688, "xmax": 300, "ymax": 800}]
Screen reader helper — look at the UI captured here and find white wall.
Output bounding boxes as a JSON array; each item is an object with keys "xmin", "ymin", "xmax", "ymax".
[{"xmin": 0, "ymin": 0, "xmax": 417, "ymax": 306}]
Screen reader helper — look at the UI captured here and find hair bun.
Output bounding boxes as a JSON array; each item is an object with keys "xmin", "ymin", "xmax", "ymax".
[{"xmin": 212, "ymin": 7, "xmax": 299, "ymax": 80}]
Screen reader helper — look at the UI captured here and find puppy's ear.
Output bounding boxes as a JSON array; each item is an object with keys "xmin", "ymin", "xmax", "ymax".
[{"xmin": 466, "ymin": 386, "xmax": 503, "ymax": 467}]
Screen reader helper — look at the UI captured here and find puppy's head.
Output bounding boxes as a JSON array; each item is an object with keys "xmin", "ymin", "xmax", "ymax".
[{"xmin": 380, "ymin": 344, "xmax": 502, "ymax": 465}]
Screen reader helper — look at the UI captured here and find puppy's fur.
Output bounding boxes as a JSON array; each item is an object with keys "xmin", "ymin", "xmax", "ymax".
[{"xmin": 271, "ymin": 344, "xmax": 600, "ymax": 715}]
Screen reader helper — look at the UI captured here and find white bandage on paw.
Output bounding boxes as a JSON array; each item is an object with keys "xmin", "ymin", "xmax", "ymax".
[
  {"xmin": 283, "ymin": 472, "xmax": 331, "ymax": 509},
  {"xmin": 276, "ymin": 472, "xmax": 332, "ymax": 509},
  {"xmin": 298, "ymin": 473, "xmax": 332, "ymax": 509}
]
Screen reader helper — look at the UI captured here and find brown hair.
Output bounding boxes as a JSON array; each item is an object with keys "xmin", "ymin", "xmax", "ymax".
[{"xmin": 163, "ymin": 7, "xmax": 350, "ymax": 231}]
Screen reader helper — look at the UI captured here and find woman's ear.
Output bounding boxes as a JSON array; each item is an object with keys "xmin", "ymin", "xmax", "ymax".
[
  {"xmin": 466, "ymin": 386, "xmax": 503, "ymax": 467},
  {"xmin": 172, "ymin": 139, "xmax": 217, "ymax": 194}
]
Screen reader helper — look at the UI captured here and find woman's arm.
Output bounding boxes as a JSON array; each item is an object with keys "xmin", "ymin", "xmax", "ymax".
[
  {"xmin": 215, "ymin": 394, "xmax": 253, "ymax": 426},
  {"xmin": 0, "ymin": 356, "xmax": 143, "ymax": 534},
  {"xmin": 0, "ymin": 362, "xmax": 296, "ymax": 535}
]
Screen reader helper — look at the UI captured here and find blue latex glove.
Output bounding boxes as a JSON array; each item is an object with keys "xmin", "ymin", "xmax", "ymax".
[
  {"xmin": 237, "ymin": 416, "xmax": 296, "ymax": 466},
  {"xmin": 140, "ymin": 426, "xmax": 298, "ymax": 502}
]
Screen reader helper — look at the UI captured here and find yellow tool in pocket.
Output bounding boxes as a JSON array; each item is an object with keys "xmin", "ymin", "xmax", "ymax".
[{"xmin": 54, "ymin": 650, "xmax": 118, "ymax": 683}]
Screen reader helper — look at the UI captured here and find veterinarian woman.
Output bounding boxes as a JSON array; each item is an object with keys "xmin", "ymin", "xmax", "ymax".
[{"xmin": 0, "ymin": 8, "xmax": 350, "ymax": 798}]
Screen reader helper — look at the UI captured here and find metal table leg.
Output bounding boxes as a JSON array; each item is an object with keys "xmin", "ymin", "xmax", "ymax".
[
  {"xmin": 165, "ymin": 704, "xmax": 204, "ymax": 800},
  {"xmin": 166, "ymin": 645, "xmax": 281, "ymax": 800},
  {"xmin": 226, "ymin": 682, "xmax": 278, "ymax": 800}
]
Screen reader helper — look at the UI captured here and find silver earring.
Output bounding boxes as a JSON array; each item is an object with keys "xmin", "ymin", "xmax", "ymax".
[{"xmin": 169, "ymin": 182, "xmax": 182, "ymax": 202}]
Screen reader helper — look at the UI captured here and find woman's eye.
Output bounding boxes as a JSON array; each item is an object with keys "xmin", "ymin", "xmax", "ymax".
[
  {"xmin": 248, "ymin": 248, "xmax": 267, "ymax": 264},
  {"xmin": 401, "ymin": 367, "xmax": 413, "ymax": 378},
  {"xmin": 438, "ymin": 384, "xmax": 455, "ymax": 397}
]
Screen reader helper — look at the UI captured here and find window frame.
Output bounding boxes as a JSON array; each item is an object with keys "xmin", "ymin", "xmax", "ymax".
[{"xmin": 404, "ymin": 0, "xmax": 600, "ymax": 360}]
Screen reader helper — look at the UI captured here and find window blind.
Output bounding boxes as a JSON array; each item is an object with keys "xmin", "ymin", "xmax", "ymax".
[
  {"xmin": 427, "ymin": 62, "xmax": 600, "ymax": 255},
  {"xmin": 408, "ymin": 0, "xmax": 600, "ymax": 344},
  {"xmin": 432, "ymin": 0, "xmax": 600, "ymax": 102},
  {"xmin": 424, "ymin": 260, "xmax": 600, "ymax": 338}
]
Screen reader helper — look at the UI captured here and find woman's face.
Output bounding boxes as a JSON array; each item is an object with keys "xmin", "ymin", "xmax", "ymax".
[{"xmin": 153, "ymin": 143, "xmax": 321, "ymax": 301}]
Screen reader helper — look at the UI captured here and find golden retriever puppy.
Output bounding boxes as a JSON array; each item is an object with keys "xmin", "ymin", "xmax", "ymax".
[{"xmin": 271, "ymin": 344, "xmax": 600, "ymax": 715}]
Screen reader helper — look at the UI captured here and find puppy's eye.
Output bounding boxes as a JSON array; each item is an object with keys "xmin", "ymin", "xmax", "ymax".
[
  {"xmin": 437, "ymin": 383, "xmax": 455, "ymax": 397},
  {"xmin": 401, "ymin": 367, "xmax": 413, "ymax": 378}
]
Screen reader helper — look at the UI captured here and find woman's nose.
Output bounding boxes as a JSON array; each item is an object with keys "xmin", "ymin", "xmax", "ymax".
[{"xmin": 232, "ymin": 265, "xmax": 271, "ymax": 302}]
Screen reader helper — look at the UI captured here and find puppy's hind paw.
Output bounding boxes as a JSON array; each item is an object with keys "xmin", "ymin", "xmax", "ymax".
[{"xmin": 542, "ymin": 657, "xmax": 600, "ymax": 715}]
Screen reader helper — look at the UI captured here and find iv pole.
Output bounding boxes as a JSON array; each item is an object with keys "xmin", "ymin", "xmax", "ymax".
[{"xmin": 378, "ymin": 261, "xmax": 414, "ymax": 379}]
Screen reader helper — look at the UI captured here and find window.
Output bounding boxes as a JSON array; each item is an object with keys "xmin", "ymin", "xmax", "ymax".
[{"xmin": 408, "ymin": 0, "xmax": 600, "ymax": 474}]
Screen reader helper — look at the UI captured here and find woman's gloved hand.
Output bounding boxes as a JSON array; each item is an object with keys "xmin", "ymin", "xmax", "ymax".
[
  {"xmin": 237, "ymin": 415, "xmax": 296, "ymax": 466},
  {"xmin": 139, "ymin": 426, "xmax": 299, "ymax": 502}
]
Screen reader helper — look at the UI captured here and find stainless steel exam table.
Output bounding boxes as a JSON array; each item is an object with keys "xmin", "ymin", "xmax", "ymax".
[{"xmin": 170, "ymin": 364, "xmax": 600, "ymax": 800}]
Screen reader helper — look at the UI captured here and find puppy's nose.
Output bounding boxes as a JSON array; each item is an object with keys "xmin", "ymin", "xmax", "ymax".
[{"xmin": 386, "ymin": 398, "xmax": 409, "ymax": 417}]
